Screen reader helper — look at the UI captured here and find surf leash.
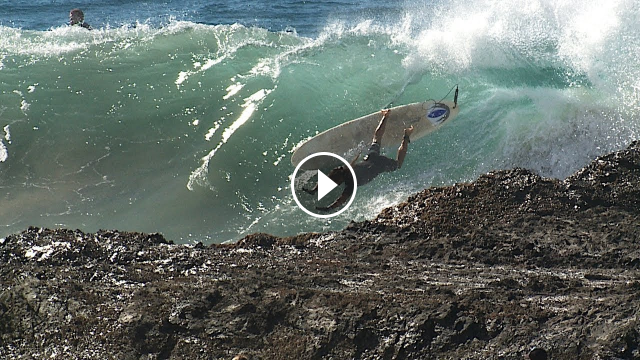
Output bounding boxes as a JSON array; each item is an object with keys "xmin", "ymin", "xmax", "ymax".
[
  {"xmin": 436, "ymin": 84, "xmax": 459, "ymax": 106},
  {"xmin": 383, "ymin": 72, "xmax": 422, "ymax": 109},
  {"xmin": 419, "ymin": 84, "xmax": 460, "ymax": 110},
  {"xmin": 385, "ymin": 82, "xmax": 459, "ymax": 110}
]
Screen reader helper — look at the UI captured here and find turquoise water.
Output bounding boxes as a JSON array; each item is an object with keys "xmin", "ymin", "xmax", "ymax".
[{"xmin": 1, "ymin": 0, "xmax": 639, "ymax": 243}]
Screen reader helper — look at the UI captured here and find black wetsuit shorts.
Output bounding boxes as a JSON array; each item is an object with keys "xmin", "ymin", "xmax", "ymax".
[{"xmin": 365, "ymin": 142, "xmax": 382, "ymax": 160}]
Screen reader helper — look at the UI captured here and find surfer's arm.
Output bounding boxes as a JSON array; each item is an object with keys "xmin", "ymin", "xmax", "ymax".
[
  {"xmin": 396, "ymin": 126, "xmax": 414, "ymax": 169},
  {"xmin": 372, "ymin": 109, "xmax": 391, "ymax": 144}
]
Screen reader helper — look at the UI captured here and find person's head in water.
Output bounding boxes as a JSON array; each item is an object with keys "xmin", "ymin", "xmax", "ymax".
[
  {"xmin": 69, "ymin": 9, "xmax": 85, "ymax": 26},
  {"xmin": 69, "ymin": 8, "xmax": 92, "ymax": 30}
]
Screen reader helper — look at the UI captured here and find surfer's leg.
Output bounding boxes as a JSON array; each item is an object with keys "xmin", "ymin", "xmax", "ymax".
[
  {"xmin": 372, "ymin": 109, "xmax": 391, "ymax": 144},
  {"xmin": 396, "ymin": 126, "xmax": 414, "ymax": 169},
  {"xmin": 328, "ymin": 166, "xmax": 347, "ymax": 185},
  {"xmin": 317, "ymin": 184, "xmax": 353, "ymax": 211},
  {"xmin": 303, "ymin": 183, "xmax": 318, "ymax": 194}
]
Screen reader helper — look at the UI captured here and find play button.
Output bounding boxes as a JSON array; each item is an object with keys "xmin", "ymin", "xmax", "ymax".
[
  {"xmin": 291, "ymin": 152, "xmax": 358, "ymax": 218},
  {"xmin": 317, "ymin": 170, "xmax": 338, "ymax": 201}
]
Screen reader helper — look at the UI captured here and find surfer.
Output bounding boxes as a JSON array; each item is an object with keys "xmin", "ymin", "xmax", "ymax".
[
  {"xmin": 69, "ymin": 9, "xmax": 92, "ymax": 30},
  {"xmin": 305, "ymin": 109, "xmax": 414, "ymax": 211}
]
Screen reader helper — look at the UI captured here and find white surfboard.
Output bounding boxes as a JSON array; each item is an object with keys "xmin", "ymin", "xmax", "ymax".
[{"xmin": 292, "ymin": 100, "xmax": 460, "ymax": 169}]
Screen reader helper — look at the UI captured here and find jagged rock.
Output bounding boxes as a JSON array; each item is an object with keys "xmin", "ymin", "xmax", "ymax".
[{"xmin": 2, "ymin": 142, "xmax": 640, "ymax": 359}]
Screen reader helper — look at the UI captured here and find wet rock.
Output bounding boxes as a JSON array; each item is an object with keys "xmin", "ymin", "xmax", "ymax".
[
  {"xmin": 2, "ymin": 142, "xmax": 640, "ymax": 359},
  {"xmin": 527, "ymin": 347, "xmax": 548, "ymax": 360}
]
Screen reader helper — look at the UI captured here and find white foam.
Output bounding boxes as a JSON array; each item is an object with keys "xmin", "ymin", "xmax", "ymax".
[
  {"xmin": 223, "ymin": 83, "xmax": 244, "ymax": 100},
  {"xmin": 221, "ymin": 89, "xmax": 270, "ymax": 143},
  {"xmin": 187, "ymin": 88, "xmax": 273, "ymax": 191},
  {"xmin": 205, "ymin": 123, "xmax": 221, "ymax": 141},
  {"xmin": 0, "ymin": 125, "xmax": 9, "ymax": 163},
  {"xmin": 483, "ymin": 86, "xmax": 636, "ymax": 179},
  {"xmin": 0, "ymin": 140, "xmax": 7, "ymax": 163},
  {"xmin": 175, "ymin": 25, "xmax": 260, "ymax": 87},
  {"xmin": 20, "ymin": 100, "xmax": 30, "ymax": 112},
  {"xmin": 392, "ymin": 0, "xmax": 638, "ymax": 83}
]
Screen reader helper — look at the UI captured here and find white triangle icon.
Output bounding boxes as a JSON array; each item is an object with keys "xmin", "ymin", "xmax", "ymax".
[{"xmin": 317, "ymin": 170, "xmax": 339, "ymax": 201}]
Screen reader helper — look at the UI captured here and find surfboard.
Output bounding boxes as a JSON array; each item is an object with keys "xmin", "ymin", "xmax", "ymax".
[{"xmin": 292, "ymin": 100, "xmax": 460, "ymax": 169}]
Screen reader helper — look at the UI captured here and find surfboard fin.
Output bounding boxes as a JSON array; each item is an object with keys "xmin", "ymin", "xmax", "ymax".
[{"xmin": 453, "ymin": 86, "xmax": 459, "ymax": 109}]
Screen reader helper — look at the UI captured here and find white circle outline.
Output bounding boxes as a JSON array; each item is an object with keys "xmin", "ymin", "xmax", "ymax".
[{"xmin": 290, "ymin": 152, "xmax": 358, "ymax": 219}]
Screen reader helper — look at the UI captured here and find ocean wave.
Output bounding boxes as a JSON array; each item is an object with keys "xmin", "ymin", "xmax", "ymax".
[{"xmin": 1, "ymin": 1, "xmax": 639, "ymax": 243}]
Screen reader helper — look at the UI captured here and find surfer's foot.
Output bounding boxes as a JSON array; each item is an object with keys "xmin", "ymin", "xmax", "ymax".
[{"xmin": 404, "ymin": 125, "xmax": 414, "ymax": 138}]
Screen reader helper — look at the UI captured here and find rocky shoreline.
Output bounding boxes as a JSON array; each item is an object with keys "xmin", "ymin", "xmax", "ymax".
[{"xmin": 2, "ymin": 142, "xmax": 640, "ymax": 359}]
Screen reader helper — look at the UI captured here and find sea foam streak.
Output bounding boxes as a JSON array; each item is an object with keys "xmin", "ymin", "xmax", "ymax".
[{"xmin": 187, "ymin": 88, "xmax": 273, "ymax": 191}]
